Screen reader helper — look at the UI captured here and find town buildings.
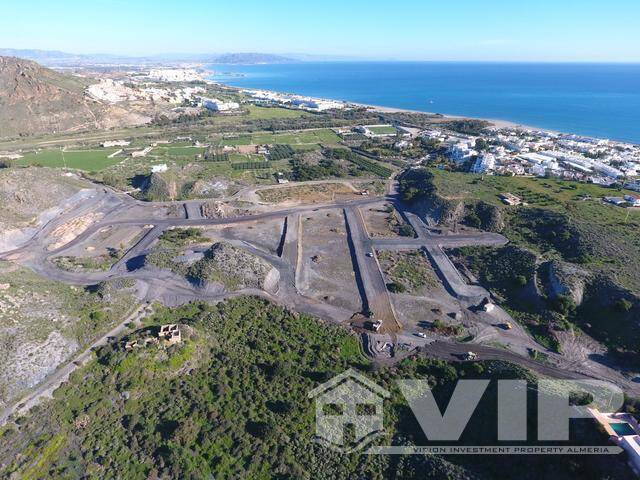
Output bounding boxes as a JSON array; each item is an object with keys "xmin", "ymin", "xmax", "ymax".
[{"xmin": 420, "ymin": 124, "xmax": 639, "ymax": 184}]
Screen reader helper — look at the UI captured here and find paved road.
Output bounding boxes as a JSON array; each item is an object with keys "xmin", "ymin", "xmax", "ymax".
[
  {"xmin": 370, "ymin": 209, "xmax": 507, "ymax": 302},
  {"xmin": 344, "ymin": 206, "xmax": 401, "ymax": 332},
  {"xmin": 371, "ymin": 233, "xmax": 508, "ymax": 250}
]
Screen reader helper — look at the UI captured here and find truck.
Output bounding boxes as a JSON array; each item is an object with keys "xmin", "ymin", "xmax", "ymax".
[{"xmin": 463, "ymin": 351, "xmax": 478, "ymax": 361}]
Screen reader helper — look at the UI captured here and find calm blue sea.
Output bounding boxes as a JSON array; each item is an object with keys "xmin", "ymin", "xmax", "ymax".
[{"xmin": 208, "ymin": 62, "xmax": 640, "ymax": 144}]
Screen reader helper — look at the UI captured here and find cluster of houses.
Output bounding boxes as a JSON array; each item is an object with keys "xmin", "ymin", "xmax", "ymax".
[{"xmin": 422, "ymin": 126, "xmax": 640, "ymax": 189}]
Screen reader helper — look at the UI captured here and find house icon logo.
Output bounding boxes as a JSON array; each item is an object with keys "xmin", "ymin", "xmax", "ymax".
[{"xmin": 308, "ymin": 369, "xmax": 390, "ymax": 452}]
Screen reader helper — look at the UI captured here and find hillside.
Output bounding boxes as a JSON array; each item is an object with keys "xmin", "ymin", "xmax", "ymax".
[
  {"xmin": 0, "ymin": 56, "xmax": 102, "ymax": 137},
  {"xmin": 0, "ymin": 297, "xmax": 627, "ymax": 479}
]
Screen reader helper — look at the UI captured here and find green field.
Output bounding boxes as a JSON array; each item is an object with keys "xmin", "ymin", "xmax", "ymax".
[
  {"xmin": 245, "ymin": 104, "xmax": 308, "ymax": 120},
  {"xmin": 154, "ymin": 146, "xmax": 206, "ymax": 157},
  {"xmin": 166, "ymin": 146, "xmax": 205, "ymax": 156},
  {"xmin": 220, "ymin": 128, "xmax": 341, "ymax": 147},
  {"xmin": 368, "ymin": 125, "xmax": 398, "ymax": 135},
  {"xmin": 17, "ymin": 149, "xmax": 123, "ymax": 171}
]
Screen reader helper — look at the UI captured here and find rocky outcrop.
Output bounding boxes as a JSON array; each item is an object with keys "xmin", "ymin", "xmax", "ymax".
[
  {"xmin": 188, "ymin": 242, "xmax": 272, "ymax": 290},
  {"xmin": 145, "ymin": 172, "xmax": 178, "ymax": 201},
  {"xmin": 474, "ymin": 202, "xmax": 505, "ymax": 232},
  {"xmin": 545, "ymin": 260, "xmax": 590, "ymax": 306}
]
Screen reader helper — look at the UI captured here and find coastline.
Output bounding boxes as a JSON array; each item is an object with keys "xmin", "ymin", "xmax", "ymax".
[
  {"xmin": 353, "ymin": 102, "xmax": 552, "ymax": 133},
  {"xmin": 206, "ymin": 69, "xmax": 564, "ymax": 139},
  {"xmin": 213, "ymin": 78, "xmax": 562, "ymax": 138},
  {"xmin": 206, "ymin": 65, "xmax": 639, "ymax": 144}
]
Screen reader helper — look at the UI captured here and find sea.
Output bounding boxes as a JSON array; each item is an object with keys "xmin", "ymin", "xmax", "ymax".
[{"xmin": 208, "ymin": 62, "xmax": 640, "ymax": 144}]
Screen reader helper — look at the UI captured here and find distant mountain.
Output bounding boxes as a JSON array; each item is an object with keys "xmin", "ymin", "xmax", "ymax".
[
  {"xmin": 0, "ymin": 48, "xmax": 81, "ymax": 61},
  {"xmin": 211, "ymin": 53, "xmax": 295, "ymax": 64},
  {"xmin": 0, "ymin": 48, "xmax": 299, "ymax": 66}
]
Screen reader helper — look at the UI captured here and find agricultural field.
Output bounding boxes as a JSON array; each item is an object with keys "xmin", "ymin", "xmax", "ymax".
[
  {"xmin": 368, "ymin": 125, "xmax": 398, "ymax": 135},
  {"xmin": 16, "ymin": 149, "xmax": 123, "ymax": 171},
  {"xmin": 219, "ymin": 128, "xmax": 341, "ymax": 147},
  {"xmin": 245, "ymin": 104, "xmax": 310, "ymax": 120},
  {"xmin": 152, "ymin": 146, "xmax": 206, "ymax": 157}
]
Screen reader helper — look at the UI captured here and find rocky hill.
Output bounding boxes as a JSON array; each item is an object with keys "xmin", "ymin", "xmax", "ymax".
[{"xmin": 0, "ymin": 56, "xmax": 147, "ymax": 138}]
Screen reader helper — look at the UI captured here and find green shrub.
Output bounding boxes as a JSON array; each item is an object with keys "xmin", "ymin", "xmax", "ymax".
[
  {"xmin": 386, "ymin": 282, "xmax": 406, "ymax": 293},
  {"xmin": 615, "ymin": 298, "xmax": 633, "ymax": 313}
]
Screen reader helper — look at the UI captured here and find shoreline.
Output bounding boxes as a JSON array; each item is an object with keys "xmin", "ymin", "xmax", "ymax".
[
  {"xmin": 207, "ymin": 69, "xmax": 634, "ymax": 144},
  {"xmin": 351, "ymin": 101, "xmax": 552, "ymax": 133}
]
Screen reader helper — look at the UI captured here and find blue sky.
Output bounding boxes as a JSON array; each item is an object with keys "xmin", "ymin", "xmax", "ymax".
[{"xmin": 2, "ymin": 0, "xmax": 639, "ymax": 61}]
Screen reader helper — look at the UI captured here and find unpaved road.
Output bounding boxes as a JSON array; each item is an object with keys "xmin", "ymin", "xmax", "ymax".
[{"xmin": 3, "ymin": 178, "xmax": 640, "ymax": 427}]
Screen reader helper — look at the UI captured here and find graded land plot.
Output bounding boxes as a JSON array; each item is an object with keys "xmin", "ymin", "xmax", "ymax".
[
  {"xmin": 257, "ymin": 182, "xmax": 360, "ymax": 204},
  {"xmin": 376, "ymin": 249, "xmax": 466, "ymax": 333},
  {"xmin": 52, "ymin": 225, "xmax": 147, "ymax": 271},
  {"xmin": 17, "ymin": 149, "xmax": 123, "ymax": 171},
  {"xmin": 201, "ymin": 218, "xmax": 285, "ymax": 256},
  {"xmin": 390, "ymin": 293, "xmax": 467, "ymax": 337},
  {"xmin": 377, "ymin": 250, "xmax": 443, "ymax": 296},
  {"xmin": 298, "ymin": 209, "xmax": 362, "ymax": 312},
  {"xmin": 0, "ymin": 263, "xmax": 135, "ymax": 407},
  {"xmin": 361, "ymin": 201, "xmax": 415, "ymax": 237}
]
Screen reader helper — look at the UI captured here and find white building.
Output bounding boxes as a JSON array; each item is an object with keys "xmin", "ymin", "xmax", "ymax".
[
  {"xmin": 151, "ymin": 164, "xmax": 168, "ymax": 173},
  {"xmin": 246, "ymin": 89, "xmax": 346, "ymax": 112},
  {"xmin": 102, "ymin": 140, "xmax": 130, "ymax": 148},
  {"xmin": 200, "ymin": 97, "xmax": 240, "ymax": 112},
  {"xmin": 471, "ymin": 154, "xmax": 496, "ymax": 174},
  {"xmin": 148, "ymin": 69, "xmax": 203, "ymax": 83},
  {"xmin": 131, "ymin": 147, "xmax": 153, "ymax": 158},
  {"xmin": 447, "ymin": 139, "xmax": 477, "ymax": 164}
]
